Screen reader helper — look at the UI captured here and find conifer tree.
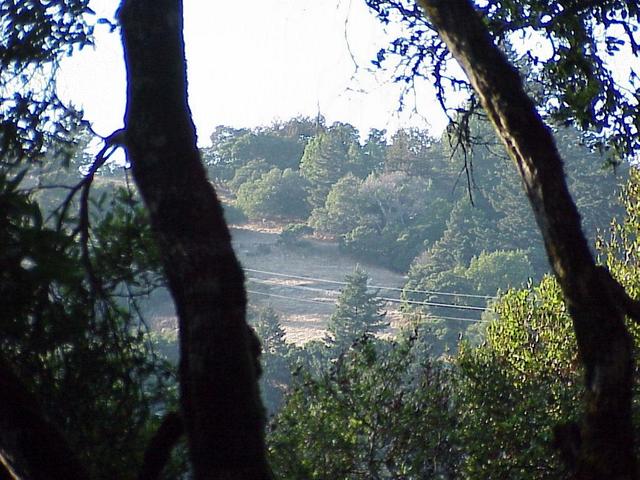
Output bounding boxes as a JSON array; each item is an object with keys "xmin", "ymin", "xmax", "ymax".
[
  {"xmin": 251, "ymin": 307, "xmax": 292, "ymax": 415},
  {"xmin": 326, "ymin": 267, "xmax": 387, "ymax": 350}
]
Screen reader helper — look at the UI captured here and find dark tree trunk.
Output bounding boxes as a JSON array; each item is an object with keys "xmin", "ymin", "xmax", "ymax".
[
  {"xmin": 419, "ymin": 0, "xmax": 636, "ymax": 478},
  {"xmin": 118, "ymin": 1, "xmax": 270, "ymax": 479}
]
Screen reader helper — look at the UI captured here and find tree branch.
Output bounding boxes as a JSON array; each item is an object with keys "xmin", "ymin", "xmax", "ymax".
[
  {"xmin": 138, "ymin": 412, "xmax": 184, "ymax": 480},
  {"xmin": 0, "ymin": 358, "xmax": 89, "ymax": 480}
]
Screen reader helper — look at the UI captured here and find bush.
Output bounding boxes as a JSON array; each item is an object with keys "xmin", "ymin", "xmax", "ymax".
[
  {"xmin": 222, "ymin": 202, "xmax": 247, "ymax": 224},
  {"xmin": 227, "ymin": 158, "xmax": 270, "ymax": 192},
  {"xmin": 236, "ymin": 168, "xmax": 311, "ymax": 221},
  {"xmin": 278, "ymin": 223, "xmax": 313, "ymax": 247},
  {"xmin": 269, "ymin": 335, "xmax": 459, "ymax": 479}
]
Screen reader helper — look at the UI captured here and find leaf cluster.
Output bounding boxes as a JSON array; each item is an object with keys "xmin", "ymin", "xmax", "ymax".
[
  {"xmin": 0, "ymin": 168, "xmax": 177, "ymax": 480},
  {"xmin": 1, "ymin": 0, "xmax": 97, "ymax": 165},
  {"xmin": 365, "ymin": 0, "xmax": 640, "ymax": 160},
  {"xmin": 269, "ymin": 334, "xmax": 458, "ymax": 479}
]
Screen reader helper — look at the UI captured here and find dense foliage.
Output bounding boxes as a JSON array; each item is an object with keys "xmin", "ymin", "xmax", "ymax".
[
  {"xmin": 0, "ymin": 0, "xmax": 96, "ymax": 165},
  {"xmin": 325, "ymin": 267, "xmax": 388, "ymax": 350},
  {"xmin": 263, "ymin": 168, "xmax": 640, "ymax": 480},
  {"xmin": 208, "ymin": 116, "xmax": 625, "ymax": 351},
  {"xmin": 0, "ymin": 163, "xmax": 178, "ymax": 479},
  {"xmin": 270, "ymin": 335, "xmax": 458, "ymax": 479}
]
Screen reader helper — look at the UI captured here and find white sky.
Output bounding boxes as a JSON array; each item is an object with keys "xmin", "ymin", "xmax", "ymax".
[{"xmin": 57, "ymin": 0, "xmax": 448, "ymax": 146}]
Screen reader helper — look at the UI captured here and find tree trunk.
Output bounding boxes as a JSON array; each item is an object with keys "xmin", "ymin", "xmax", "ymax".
[
  {"xmin": 418, "ymin": 0, "xmax": 636, "ymax": 478},
  {"xmin": 118, "ymin": 1, "xmax": 270, "ymax": 479}
]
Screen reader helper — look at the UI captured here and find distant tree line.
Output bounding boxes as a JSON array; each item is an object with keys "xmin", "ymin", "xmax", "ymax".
[{"xmin": 203, "ymin": 115, "xmax": 625, "ymax": 347}]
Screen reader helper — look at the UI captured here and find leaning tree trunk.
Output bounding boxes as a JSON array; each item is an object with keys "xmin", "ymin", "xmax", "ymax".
[
  {"xmin": 419, "ymin": 0, "xmax": 637, "ymax": 478},
  {"xmin": 118, "ymin": 1, "xmax": 270, "ymax": 479}
]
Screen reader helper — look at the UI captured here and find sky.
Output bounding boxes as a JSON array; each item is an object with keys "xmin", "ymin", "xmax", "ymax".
[{"xmin": 57, "ymin": 0, "xmax": 448, "ymax": 146}]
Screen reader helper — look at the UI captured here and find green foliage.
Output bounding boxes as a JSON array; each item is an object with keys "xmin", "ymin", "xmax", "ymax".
[
  {"xmin": 236, "ymin": 167, "xmax": 311, "ymax": 221},
  {"xmin": 366, "ymin": 0, "xmax": 640, "ymax": 159},
  {"xmin": 228, "ymin": 131, "xmax": 305, "ymax": 170},
  {"xmin": 228, "ymin": 158, "xmax": 271, "ymax": 193},
  {"xmin": 341, "ymin": 220, "xmax": 438, "ymax": 272},
  {"xmin": 385, "ymin": 127, "xmax": 439, "ymax": 177},
  {"xmin": 300, "ymin": 123, "xmax": 370, "ymax": 207},
  {"xmin": 89, "ymin": 188, "xmax": 163, "ymax": 291},
  {"xmin": 361, "ymin": 128, "xmax": 387, "ymax": 173},
  {"xmin": 465, "ymin": 250, "xmax": 532, "ymax": 293},
  {"xmin": 308, "ymin": 173, "xmax": 363, "ymax": 235},
  {"xmin": 408, "ymin": 121, "xmax": 623, "ymax": 281},
  {"xmin": 598, "ymin": 168, "xmax": 640, "ymax": 312},
  {"xmin": 410, "ymin": 248, "xmax": 532, "ymax": 300},
  {"xmin": 0, "ymin": 1, "xmax": 93, "ymax": 164},
  {"xmin": 326, "ymin": 267, "xmax": 387, "ymax": 350},
  {"xmin": 202, "ymin": 125, "xmax": 249, "ymax": 181},
  {"xmin": 405, "ymin": 249, "xmax": 532, "ymax": 354},
  {"xmin": 250, "ymin": 307, "xmax": 295, "ymax": 415},
  {"xmin": 0, "ymin": 171, "xmax": 176, "ymax": 480},
  {"xmin": 202, "ymin": 119, "xmax": 312, "ymax": 182},
  {"xmin": 310, "ymin": 171, "xmax": 450, "ymax": 271},
  {"xmin": 207, "ymin": 114, "xmax": 622, "ymax": 292},
  {"xmin": 415, "ymin": 195, "xmax": 500, "ymax": 273},
  {"xmin": 450, "ymin": 170, "xmax": 640, "ymax": 478},
  {"xmin": 305, "ymin": 119, "xmax": 621, "ymax": 277},
  {"xmin": 278, "ymin": 223, "xmax": 313, "ymax": 247},
  {"xmin": 455, "ymin": 277, "xmax": 580, "ymax": 479},
  {"xmin": 263, "ymin": 154, "xmax": 637, "ymax": 480},
  {"xmin": 269, "ymin": 335, "xmax": 458, "ymax": 479}
]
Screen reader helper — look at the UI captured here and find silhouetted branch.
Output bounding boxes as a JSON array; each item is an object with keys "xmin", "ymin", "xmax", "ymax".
[
  {"xmin": 0, "ymin": 357, "xmax": 89, "ymax": 480},
  {"xmin": 138, "ymin": 412, "xmax": 184, "ymax": 480}
]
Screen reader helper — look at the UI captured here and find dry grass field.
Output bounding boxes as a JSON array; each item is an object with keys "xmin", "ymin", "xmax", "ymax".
[{"xmin": 147, "ymin": 225, "xmax": 406, "ymax": 344}]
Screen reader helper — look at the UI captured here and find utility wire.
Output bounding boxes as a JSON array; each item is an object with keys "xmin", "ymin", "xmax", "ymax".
[
  {"xmin": 247, "ymin": 289, "xmax": 334, "ymax": 306},
  {"xmin": 246, "ymin": 289, "xmax": 485, "ymax": 323},
  {"xmin": 248, "ymin": 278, "xmax": 340, "ymax": 296},
  {"xmin": 424, "ymin": 315, "xmax": 487, "ymax": 324},
  {"xmin": 247, "ymin": 277, "xmax": 486, "ymax": 312},
  {"xmin": 244, "ymin": 267, "xmax": 497, "ymax": 300},
  {"xmin": 247, "ymin": 277, "xmax": 488, "ymax": 312},
  {"xmin": 380, "ymin": 296, "xmax": 486, "ymax": 311}
]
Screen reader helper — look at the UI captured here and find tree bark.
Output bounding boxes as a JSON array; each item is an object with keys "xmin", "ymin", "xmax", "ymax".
[
  {"xmin": 418, "ymin": 0, "xmax": 637, "ymax": 478},
  {"xmin": 118, "ymin": 1, "xmax": 270, "ymax": 479}
]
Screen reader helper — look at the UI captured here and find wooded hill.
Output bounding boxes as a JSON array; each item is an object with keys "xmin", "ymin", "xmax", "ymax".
[{"xmin": 199, "ymin": 115, "xmax": 625, "ymax": 345}]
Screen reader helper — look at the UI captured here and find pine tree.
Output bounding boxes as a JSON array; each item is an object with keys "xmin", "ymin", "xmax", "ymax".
[
  {"xmin": 300, "ymin": 124, "xmax": 367, "ymax": 207},
  {"xmin": 251, "ymin": 307, "xmax": 292, "ymax": 415},
  {"xmin": 326, "ymin": 267, "xmax": 387, "ymax": 350}
]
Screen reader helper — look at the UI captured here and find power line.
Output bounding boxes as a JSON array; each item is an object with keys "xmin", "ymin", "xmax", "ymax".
[
  {"xmin": 378, "ymin": 296, "xmax": 486, "ymax": 311},
  {"xmin": 247, "ymin": 289, "xmax": 484, "ymax": 324},
  {"xmin": 426, "ymin": 315, "xmax": 487, "ymax": 324},
  {"xmin": 244, "ymin": 267, "xmax": 497, "ymax": 300},
  {"xmin": 247, "ymin": 278, "xmax": 340, "ymax": 296},
  {"xmin": 247, "ymin": 278, "xmax": 487, "ymax": 312},
  {"xmin": 246, "ymin": 289, "xmax": 334, "ymax": 306}
]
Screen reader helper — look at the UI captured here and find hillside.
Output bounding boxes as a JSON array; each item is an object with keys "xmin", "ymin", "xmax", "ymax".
[
  {"xmin": 234, "ymin": 226, "xmax": 406, "ymax": 343},
  {"xmin": 148, "ymin": 225, "xmax": 406, "ymax": 344}
]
